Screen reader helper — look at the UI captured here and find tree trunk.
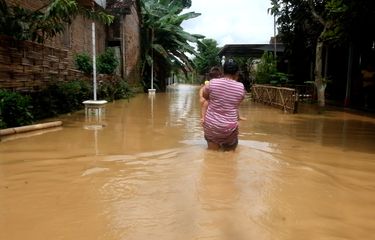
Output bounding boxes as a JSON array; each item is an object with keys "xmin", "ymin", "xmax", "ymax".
[
  {"xmin": 314, "ymin": 33, "xmax": 327, "ymax": 108},
  {"xmin": 308, "ymin": 0, "xmax": 328, "ymax": 109}
]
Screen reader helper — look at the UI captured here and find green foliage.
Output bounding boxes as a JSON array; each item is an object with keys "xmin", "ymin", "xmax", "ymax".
[
  {"xmin": 74, "ymin": 49, "xmax": 119, "ymax": 75},
  {"xmin": 140, "ymin": 0, "xmax": 204, "ymax": 91},
  {"xmin": 255, "ymin": 52, "xmax": 277, "ymax": 84},
  {"xmin": 97, "ymin": 78, "xmax": 133, "ymax": 101},
  {"xmin": 0, "ymin": 0, "xmax": 42, "ymax": 41},
  {"xmin": 194, "ymin": 38, "xmax": 221, "ymax": 75},
  {"xmin": 0, "ymin": 78, "xmax": 134, "ymax": 129},
  {"xmin": 74, "ymin": 52, "xmax": 93, "ymax": 74},
  {"xmin": 30, "ymin": 79, "xmax": 92, "ymax": 118},
  {"xmin": 30, "ymin": 78, "xmax": 133, "ymax": 119},
  {"xmin": 255, "ymin": 52, "xmax": 289, "ymax": 85},
  {"xmin": 0, "ymin": 0, "xmax": 113, "ymax": 43},
  {"xmin": 270, "ymin": 0, "xmax": 375, "ymax": 81},
  {"xmin": 54, "ymin": 80, "xmax": 91, "ymax": 113},
  {"xmin": 0, "ymin": 89, "xmax": 33, "ymax": 128},
  {"xmin": 269, "ymin": 72, "xmax": 289, "ymax": 85},
  {"xmin": 112, "ymin": 79, "xmax": 133, "ymax": 99},
  {"xmin": 97, "ymin": 48, "xmax": 119, "ymax": 74}
]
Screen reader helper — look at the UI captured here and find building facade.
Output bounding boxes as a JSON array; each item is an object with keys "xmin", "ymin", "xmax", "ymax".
[{"xmin": 0, "ymin": 0, "xmax": 141, "ymax": 91}]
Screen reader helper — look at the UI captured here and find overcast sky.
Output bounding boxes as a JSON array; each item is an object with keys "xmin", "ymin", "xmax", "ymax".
[{"xmin": 181, "ymin": 0, "xmax": 275, "ymax": 47}]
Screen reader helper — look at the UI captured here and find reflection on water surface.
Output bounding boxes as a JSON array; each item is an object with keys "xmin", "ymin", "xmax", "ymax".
[{"xmin": 1, "ymin": 84, "xmax": 375, "ymax": 240}]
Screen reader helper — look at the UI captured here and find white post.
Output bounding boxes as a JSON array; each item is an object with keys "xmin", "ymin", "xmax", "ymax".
[
  {"xmin": 148, "ymin": 28, "xmax": 156, "ymax": 94},
  {"xmin": 92, "ymin": 21, "xmax": 97, "ymax": 101},
  {"xmin": 151, "ymin": 27, "xmax": 154, "ymax": 90},
  {"xmin": 151, "ymin": 50, "xmax": 154, "ymax": 89},
  {"xmin": 274, "ymin": 15, "xmax": 277, "ymax": 58},
  {"xmin": 82, "ymin": 1, "xmax": 107, "ymax": 115}
]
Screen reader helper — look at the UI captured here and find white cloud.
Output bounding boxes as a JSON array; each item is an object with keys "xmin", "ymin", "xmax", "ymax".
[{"xmin": 182, "ymin": 0, "xmax": 275, "ymax": 46}]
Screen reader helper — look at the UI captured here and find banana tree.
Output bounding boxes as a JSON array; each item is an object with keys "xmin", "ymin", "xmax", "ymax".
[{"xmin": 140, "ymin": 0, "xmax": 204, "ymax": 91}]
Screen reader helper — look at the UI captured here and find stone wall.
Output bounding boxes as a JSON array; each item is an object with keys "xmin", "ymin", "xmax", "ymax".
[{"xmin": 0, "ymin": 36, "xmax": 83, "ymax": 91}]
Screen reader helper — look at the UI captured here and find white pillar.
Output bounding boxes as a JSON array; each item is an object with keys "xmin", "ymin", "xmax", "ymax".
[
  {"xmin": 151, "ymin": 54, "xmax": 154, "ymax": 89},
  {"xmin": 148, "ymin": 28, "xmax": 155, "ymax": 94},
  {"xmin": 274, "ymin": 15, "xmax": 277, "ymax": 58},
  {"xmin": 92, "ymin": 21, "xmax": 97, "ymax": 101}
]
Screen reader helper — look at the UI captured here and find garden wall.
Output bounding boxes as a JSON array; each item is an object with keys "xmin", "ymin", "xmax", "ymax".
[
  {"xmin": 0, "ymin": 36, "xmax": 84, "ymax": 92},
  {"xmin": 1, "ymin": 0, "xmax": 142, "ymax": 92}
]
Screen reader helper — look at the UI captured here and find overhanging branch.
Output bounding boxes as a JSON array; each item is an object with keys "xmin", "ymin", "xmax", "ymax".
[{"xmin": 308, "ymin": 0, "xmax": 325, "ymax": 25}]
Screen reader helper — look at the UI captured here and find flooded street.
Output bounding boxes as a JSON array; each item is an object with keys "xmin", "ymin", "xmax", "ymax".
[{"xmin": 1, "ymin": 84, "xmax": 375, "ymax": 240}]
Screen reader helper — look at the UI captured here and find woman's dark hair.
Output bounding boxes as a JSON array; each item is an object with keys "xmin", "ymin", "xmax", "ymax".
[
  {"xmin": 208, "ymin": 66, "xmax": 222, "ymax": 79},
  {"xmin": 223, "ymin": 59, "xmax": 239, "ymax": 75}
]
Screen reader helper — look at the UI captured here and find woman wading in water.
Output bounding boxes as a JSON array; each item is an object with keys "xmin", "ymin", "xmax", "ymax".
[{"xmin": 201, "ymin": 59, "xmax": 246, "ymax": 151}]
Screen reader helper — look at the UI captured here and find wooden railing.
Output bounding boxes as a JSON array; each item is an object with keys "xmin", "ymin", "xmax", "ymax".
[{"xmin": 251, "ymin": 84, "xmax": 299, "ymax": 113}]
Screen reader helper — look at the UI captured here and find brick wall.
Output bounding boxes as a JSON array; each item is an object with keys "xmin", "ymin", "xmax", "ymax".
[
  {"xmin": 67, "ymin": 15, "xmax": 106, "ymax": 66},
  {"xmin": 124, "ymin": 4, "xmax": 141, "ymax": 85}
]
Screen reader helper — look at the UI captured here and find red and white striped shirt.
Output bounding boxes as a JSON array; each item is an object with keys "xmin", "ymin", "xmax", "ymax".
[{"xmin": 203, "ymin": 78, "xmax": 245, "ymax": 144}]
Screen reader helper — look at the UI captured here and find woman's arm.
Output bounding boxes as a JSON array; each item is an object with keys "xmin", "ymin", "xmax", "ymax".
[{"xmin": 202, "ymin": 85, "xmax": 209, "ymax": 100}]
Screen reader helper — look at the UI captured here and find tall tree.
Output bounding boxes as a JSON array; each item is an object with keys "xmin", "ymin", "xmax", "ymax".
[
  {"xmin": 270, "ymin": 0, "xmax": 375, "ymax": 108},
  {"xmin": 270, "ymin": 0, "xmax": 327, "ymax": 107},
  {"xmin": 140, "ymin": 0, "xmax": 204, "ymax": 90},
  {"xmin": 194, "ymin": 38, "xmax": 221, "ymax": 76}
]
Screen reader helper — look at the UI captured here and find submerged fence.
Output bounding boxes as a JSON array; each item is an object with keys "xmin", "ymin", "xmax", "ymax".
[{"xmin": 251, "ymin": 84, "xmax": 299, "ymax": 113}]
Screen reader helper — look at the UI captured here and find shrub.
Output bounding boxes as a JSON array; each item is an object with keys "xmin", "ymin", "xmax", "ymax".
[
  {"xmin": 75, "ymin": 48, "xmax": 120, "ymax": 75},
  {"xmin": 0, "ymin": 78, "xmax": 132, "ymax": 129},
  {"xmin": 29, "ymin": 87, "xmax": 59, "ymax": 119},
  {"xmin": 30, "ymin": 79, "xmax": 92, "ymax": 119},
  {"xmin": 97, "ymin": 48, "xmax": 119, "ymax": 74},
  {"xmin": 56, "ymin": 80, "xmax": 91, "ymax": 112},
  {"xmin": 0, "ymin": 89, "xmax": 33, "ymax": 128},
  {"xmin": 255, "ymin": 52, "xmax": 277, "ymax": 84},
  {"xmin": 74, "ymin": 52, "xmax": 93, "ymax": 74},
  {"xmin": 254, "ymin": 52, "xmax": 290, "ymax": 85},
  {"xmin": 97, "ymin": 78, "xmax": 133, "ymax": 101},
  {"xmin": 112, "ymin": 79, "xmax": 133, "ymax": 99}
]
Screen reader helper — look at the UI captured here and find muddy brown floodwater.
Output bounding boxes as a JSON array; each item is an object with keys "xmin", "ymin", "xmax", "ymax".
[{"xmin": 1, "ymin": 84, "xmax": 375, "ymax": 240}]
